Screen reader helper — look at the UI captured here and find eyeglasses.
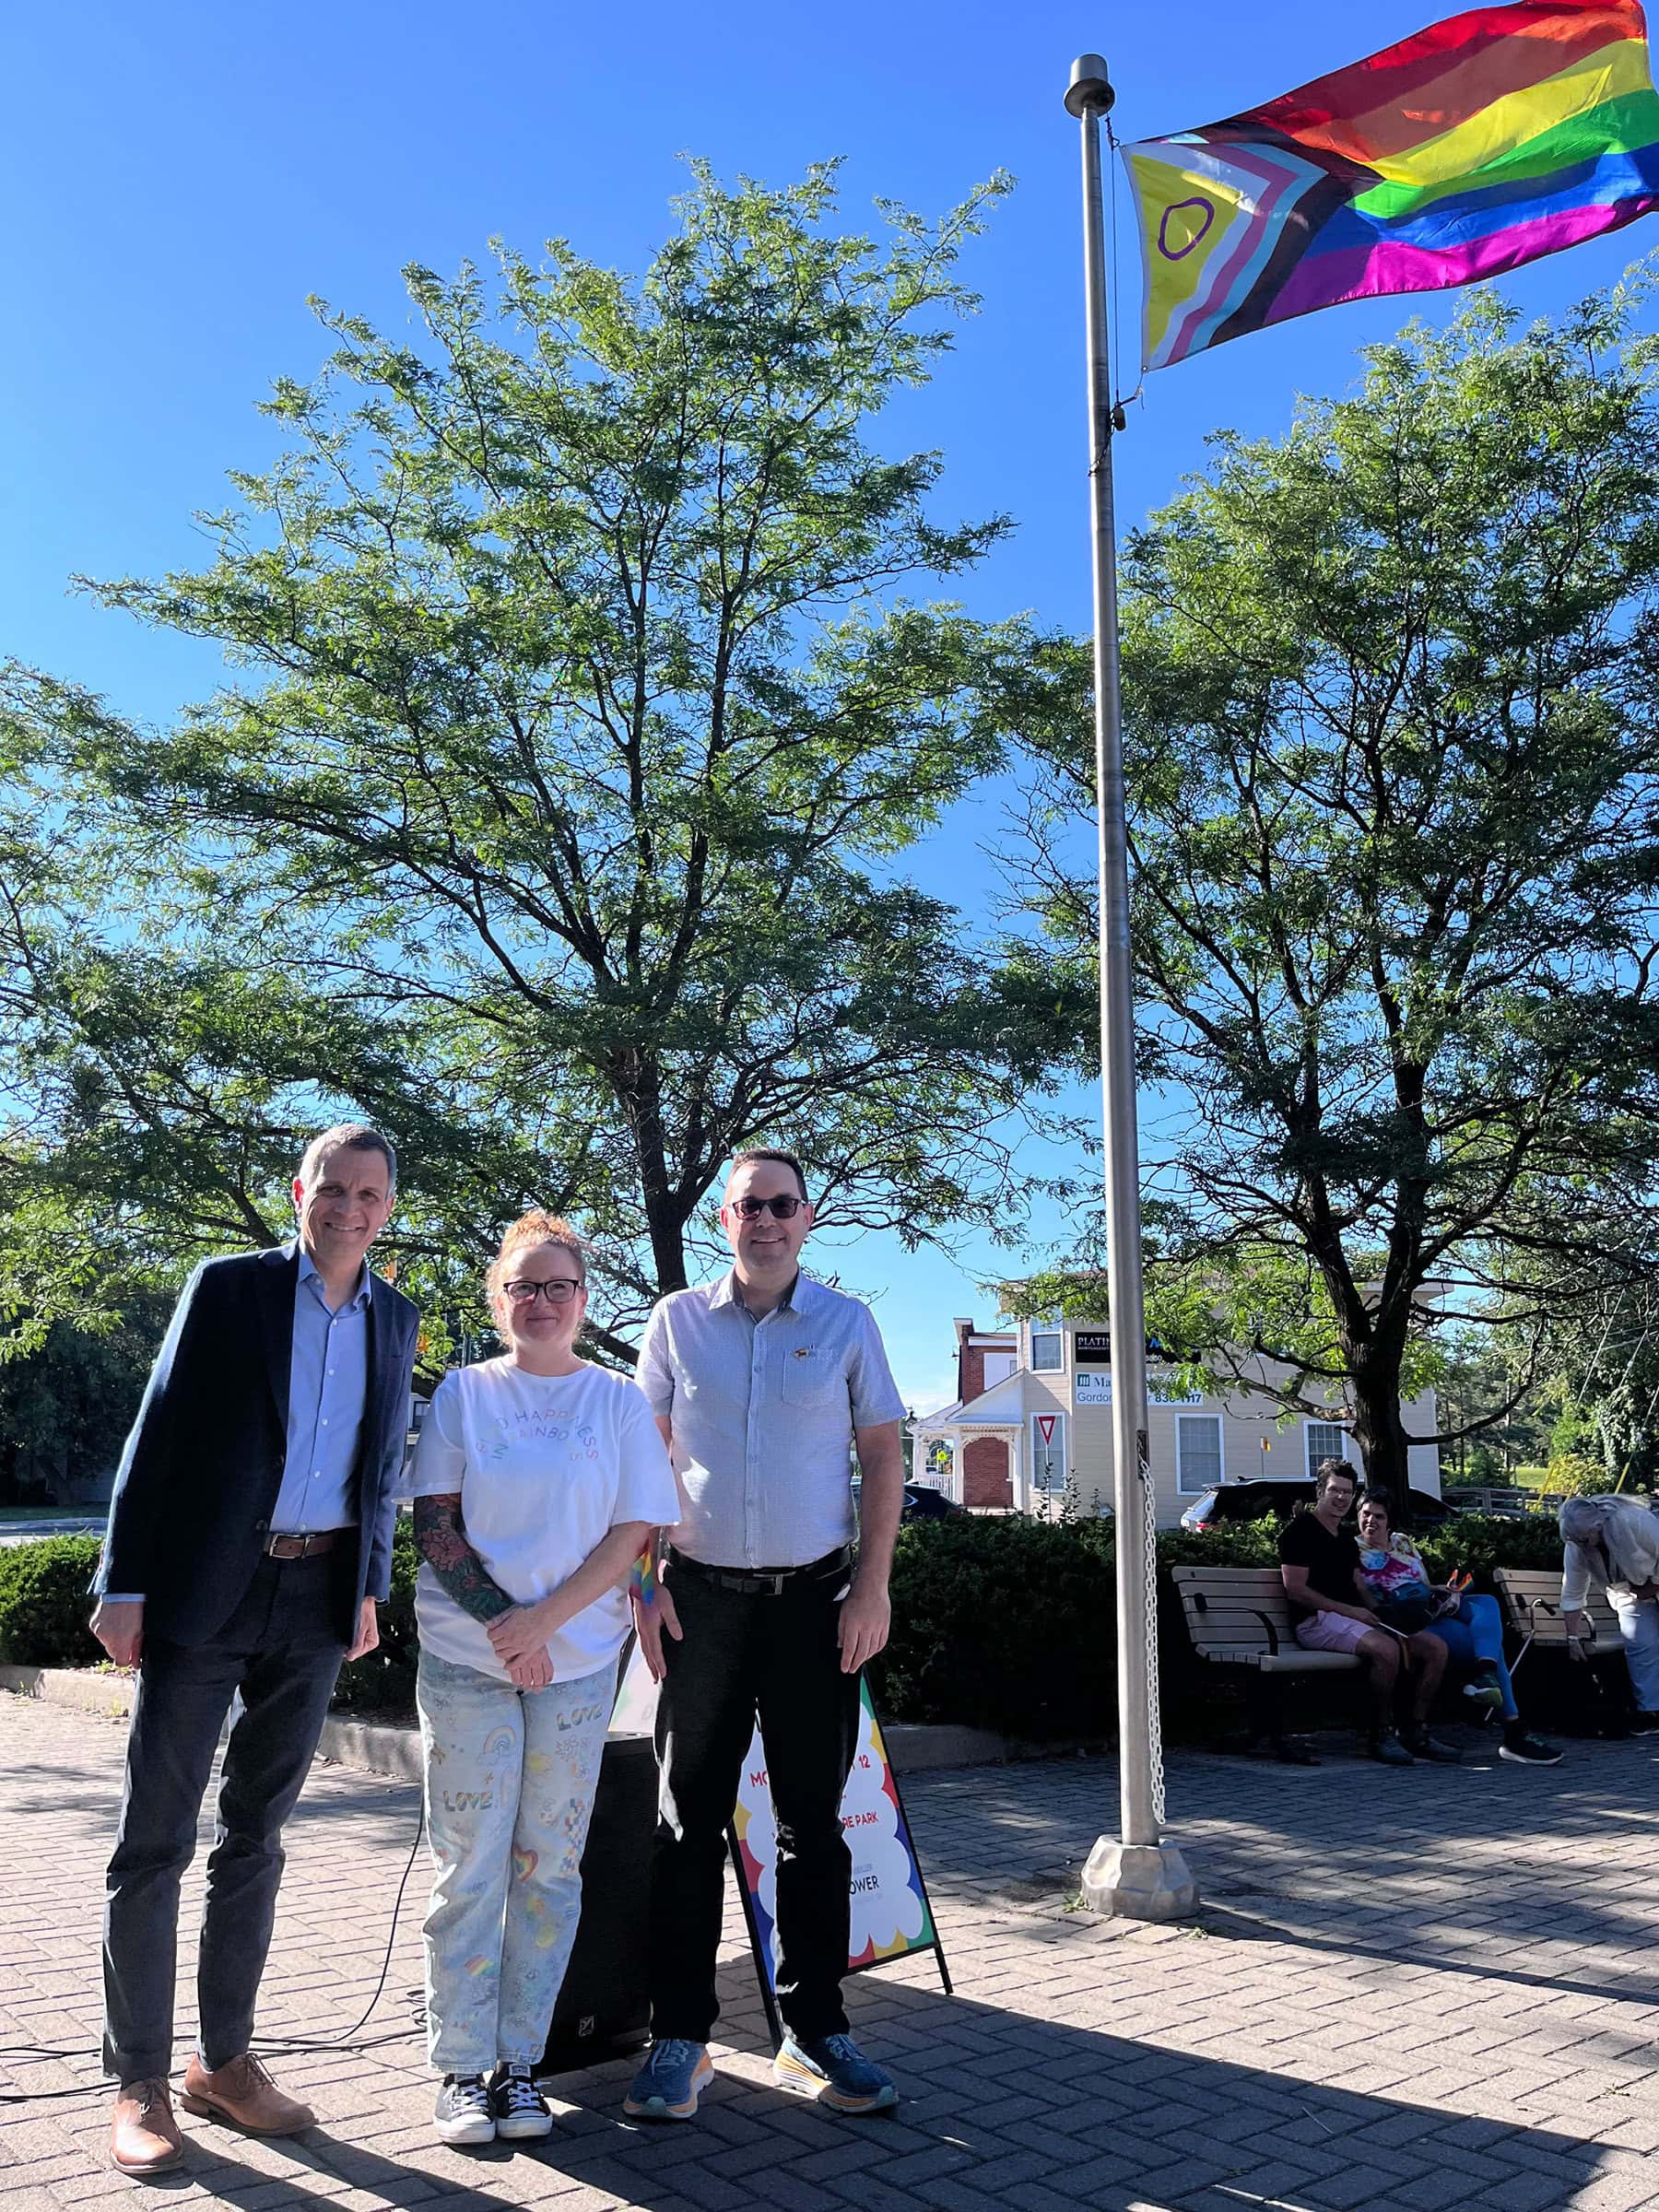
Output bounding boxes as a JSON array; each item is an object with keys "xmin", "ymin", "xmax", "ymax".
[
  {"xmin": 729, "ymin": 1195, "xmax": 805, "ymax": 1219},
  {"xmin": 503, "ymin": 1277, "xmax": 583, "ymax": 1306}
]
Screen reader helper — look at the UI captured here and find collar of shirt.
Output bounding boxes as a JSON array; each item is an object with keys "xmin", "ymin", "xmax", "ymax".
[
  {"xmin": 297, "ymin": 1245, "xmax": 372, "ymax": 1315},
  {"xmin": 710, "ymin": 1266, "xmax": 818, "ymax": 1320}
]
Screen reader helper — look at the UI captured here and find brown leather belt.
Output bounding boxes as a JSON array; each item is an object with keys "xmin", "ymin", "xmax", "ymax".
[{"xmin": 263, "ymin": 1529, "xmax": 347, "ymax": 1560}]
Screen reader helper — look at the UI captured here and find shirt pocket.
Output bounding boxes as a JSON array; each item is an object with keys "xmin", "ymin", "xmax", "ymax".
[{"xmin": 779, "ymin": 1347, "xmax": 842, "ymax": 1409}]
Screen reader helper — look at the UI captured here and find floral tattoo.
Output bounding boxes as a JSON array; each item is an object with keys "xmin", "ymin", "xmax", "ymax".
[{"xmin": 413, "ymin": 1494, "xmax": 515, "ymax": 1623}]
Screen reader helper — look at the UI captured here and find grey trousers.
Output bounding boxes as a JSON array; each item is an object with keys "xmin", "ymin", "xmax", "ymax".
[{"xmin": 101, "ymin": 1552, "xmax": 349, "ymax": 2082}]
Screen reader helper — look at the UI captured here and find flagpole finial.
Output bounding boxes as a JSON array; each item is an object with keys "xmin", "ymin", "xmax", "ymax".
[{"xmin": 1065, "ymin": 53, "xmax": 1114, "ymax": 119}]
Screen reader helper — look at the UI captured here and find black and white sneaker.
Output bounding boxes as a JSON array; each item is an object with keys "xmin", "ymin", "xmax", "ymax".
[
  {"xmin": 1499, "ymin": 1730, "xmax": 1563, "ymax": 1766},
  {"xmin": 490, "ymin": 2063, "xmax": 554, "ymax": 2141},
  {"xmin": 434, "ymin": 2072, "xmax": 495, "ymax": 2145}
]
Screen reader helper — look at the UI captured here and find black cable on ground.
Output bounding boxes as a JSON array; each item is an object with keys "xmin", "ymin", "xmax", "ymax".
[{"xmin": 0, "ymin": 1799, "xmax": 429, "ymax": 2104}]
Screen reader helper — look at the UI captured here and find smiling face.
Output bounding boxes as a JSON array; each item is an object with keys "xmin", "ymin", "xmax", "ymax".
[
  {"xmin": 1357, "ymin": 1497, "xmax": 1391, "ymax": 1549},
  {"xmin": 1315, "ymin": 1469, "xmax": 1358, "ymax": 1527},
  {"xmin": 291, "ymin": 1139, "xmax": 394, "ymax": 1282},
  {"xmin": 490, "ymin": 1239, "xmax": 587, "ymax": 1370},
  {"xmin": 719, "ymin": 1156, "xmax": 814, "ymax": 1291}
]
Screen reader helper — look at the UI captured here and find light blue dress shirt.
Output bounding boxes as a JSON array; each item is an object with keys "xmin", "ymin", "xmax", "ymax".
[
  {"xmin": 102, "ymin": 1250, "xmax": 373, "ymax": 1600},
  {"xmin": 635, "ymin": 1270, "xmax": 906, "ymax": 1568},
  {"xmin": 271, "ymin": 1251, "xmax": 371, "ymax": 1535}
]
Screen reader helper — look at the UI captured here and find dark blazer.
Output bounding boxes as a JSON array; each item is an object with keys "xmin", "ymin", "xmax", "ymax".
[{"xmin": 94, "ymin": 1243, "xmax": 420, "ymax": 1647}]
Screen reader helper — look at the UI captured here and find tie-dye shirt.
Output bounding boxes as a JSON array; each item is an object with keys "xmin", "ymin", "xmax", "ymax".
[{"xmin": 1357, "ymin": 1531, "xmax": 1432, "ymax": 1603}]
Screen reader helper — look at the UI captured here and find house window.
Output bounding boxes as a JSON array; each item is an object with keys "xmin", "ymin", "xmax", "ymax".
[
  {"xmin": 1030, "ymin": 1412, "xmax": 1067, "ymax": 1491},
  {"xmin": 982, "ymin": 1351, "xmax": 1018, "ymax": 1388},
  {"xmin": 1030, "ymin": 1329, "xmax": 1064, "ymax": 1372},
  {"xmin": 1306, "ymin": 1421, "xmax": 1351, "ymax": 1477},
  {"xmin": 1176, "ymin": 1415, "xmax": 1223, "ymax": 1495}
]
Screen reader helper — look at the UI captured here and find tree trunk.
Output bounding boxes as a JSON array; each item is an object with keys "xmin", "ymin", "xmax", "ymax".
[{"xmin": 1347, "ymin": 1357, "xmax": 1415, "ymax": 1523}]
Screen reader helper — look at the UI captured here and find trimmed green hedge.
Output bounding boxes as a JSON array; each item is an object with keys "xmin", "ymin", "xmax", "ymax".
[
  {"xmin": 0, "ymin": 1536, "xmax": 102, "ymax": 1667},
  {"xmin": 0, "ymin": 1510, "xmax": 1570, "ymax": 1742},
  {"xmin": 0, "ymin": 1524, "xmax": 419, "ymax": 1712}
]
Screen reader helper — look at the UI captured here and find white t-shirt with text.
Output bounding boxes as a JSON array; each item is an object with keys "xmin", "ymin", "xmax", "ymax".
[{"xmin": 406, "ymin": 1358, "xmax": 678, "ymax": 1683}]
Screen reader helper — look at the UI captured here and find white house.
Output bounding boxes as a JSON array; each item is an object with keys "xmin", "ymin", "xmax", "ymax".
[{"xmin": 912, "ymin": 1314, "xmax": 1441, "ymax": 1526}]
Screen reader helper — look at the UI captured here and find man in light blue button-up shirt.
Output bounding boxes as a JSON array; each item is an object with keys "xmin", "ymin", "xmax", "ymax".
[
  {"xmin": 88, "ymin": 1124, "xmax": 419, "ymax": 2173},
  {"xmin": 273, "ymin": 1251, "xmax": 371, "ymax": 1535},
  {"xmin": 627, "ymin": 1147, "xmax": 907, "ymax": 2124}
]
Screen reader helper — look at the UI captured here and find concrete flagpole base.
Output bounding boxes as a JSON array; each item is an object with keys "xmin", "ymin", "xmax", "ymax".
[{"xmin": 1080, "ymin": 1836, "xmax": 1199, "ymax": 1922}]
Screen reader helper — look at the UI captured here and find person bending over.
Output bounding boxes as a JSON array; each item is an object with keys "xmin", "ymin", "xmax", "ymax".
[
  {"xmin": 1560, "ymin": 1494, "xmax": 1659, "ymax": 1730},
  {"xmin": 1278, "ymin": 1460, "xmax": 1458, "ymax": 1764}
]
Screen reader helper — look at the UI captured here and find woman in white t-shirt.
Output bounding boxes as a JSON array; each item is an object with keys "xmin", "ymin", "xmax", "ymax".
[{"xmin": 406, "ymin": 1211, "xmax": 678, "ymax": 2147}]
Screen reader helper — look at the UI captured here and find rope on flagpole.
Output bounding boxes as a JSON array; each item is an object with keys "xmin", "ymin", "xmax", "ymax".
[
  {"xmin": 1142, "ymin": 1446, "xmax": 1167, "ymax": 1828},
  {"xmin": 1106, "ymin": 122, "xmax": 1147, "ymax": 417}
]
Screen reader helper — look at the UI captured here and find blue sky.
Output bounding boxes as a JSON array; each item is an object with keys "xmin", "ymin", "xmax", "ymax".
[{"xmin": 8, "ymin": 1, "xmax": 1654, "ymax": 1412}]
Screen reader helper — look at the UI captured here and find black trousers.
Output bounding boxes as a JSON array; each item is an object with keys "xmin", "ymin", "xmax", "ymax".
[
  {"xmin": 102, "ymin": 1552, "xmax": 350, "ymax": 2082},
  {"xmin": 648, "ymin": 1557, "xmax": 861, "ymax": 2043}
]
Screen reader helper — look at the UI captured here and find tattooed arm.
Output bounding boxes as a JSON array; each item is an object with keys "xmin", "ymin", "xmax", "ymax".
[{"xmin": 412, "ymin": 1494, "xmax": 515, "ymax": 1623}]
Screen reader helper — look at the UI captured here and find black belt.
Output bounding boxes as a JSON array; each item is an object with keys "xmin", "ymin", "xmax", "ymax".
[{"xmin": 666, "ymin": 1545, "xmax": 851, "ymax": 1597}]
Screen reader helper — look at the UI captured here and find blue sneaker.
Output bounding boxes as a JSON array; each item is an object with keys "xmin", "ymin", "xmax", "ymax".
[
  {"xmin": 772, "ymin": 2032, "xmax": 898, "ymax": 2114},
  {"xmin": 622, "ymin": 2039, "xmax": 712, "ymax": 2122}
]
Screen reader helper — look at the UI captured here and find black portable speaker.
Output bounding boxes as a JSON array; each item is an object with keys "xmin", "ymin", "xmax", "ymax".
[{"xmin": 537, "ymin": 1730, "xmax": 657, "ymax": 2077}]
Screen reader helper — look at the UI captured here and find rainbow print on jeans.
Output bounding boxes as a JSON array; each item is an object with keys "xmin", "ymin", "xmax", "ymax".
[{"xmin": 1124, "ymin": 1, "xmax": 1659, "ymax": 371}]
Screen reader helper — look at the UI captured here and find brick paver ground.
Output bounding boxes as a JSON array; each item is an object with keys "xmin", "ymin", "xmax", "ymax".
[{"xmin": 3, "ymin": 1695, "xmax": 1658, "ymax": 2212}]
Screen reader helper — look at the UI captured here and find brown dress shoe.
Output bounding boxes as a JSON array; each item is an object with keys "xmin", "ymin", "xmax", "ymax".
[
  {"xmin": 111, "ymin": 2077, "xmax": 184, "ymax": 2173},
  {"xmin": 180, "ymin": 2052, "xmax": 315, "ymax": 2135}
]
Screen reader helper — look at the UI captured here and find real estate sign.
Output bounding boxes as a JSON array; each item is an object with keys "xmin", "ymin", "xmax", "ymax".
[{"xmin": 1074, "ymin": 1372, "xmax": 1203, "ymax": 1409}]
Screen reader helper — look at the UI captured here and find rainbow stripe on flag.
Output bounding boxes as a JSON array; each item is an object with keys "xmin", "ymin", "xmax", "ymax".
[{"xmin": 1124, "ymin": 1, "xmax": 1659, "ymax": 371}]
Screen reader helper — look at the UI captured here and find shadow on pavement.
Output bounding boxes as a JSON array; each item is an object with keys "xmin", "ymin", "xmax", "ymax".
[{"xmin": 114, "ymin": 1980, "xmax": 1628, "ymax": 2212}]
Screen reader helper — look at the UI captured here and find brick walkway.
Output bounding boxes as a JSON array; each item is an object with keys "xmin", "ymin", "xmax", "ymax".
[{"xmin": 4, "ymin": 1696, "xmax": 1659, "ymax": 2212}]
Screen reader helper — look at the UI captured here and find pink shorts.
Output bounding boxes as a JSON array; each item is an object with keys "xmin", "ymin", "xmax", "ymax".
[{"xmin": 1295, "ymin": 1610, "xmax": 1372, "ymax": 1653}]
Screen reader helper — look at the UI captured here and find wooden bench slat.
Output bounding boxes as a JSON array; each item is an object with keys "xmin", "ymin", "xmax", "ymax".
[{"xmin": 1171, "ymin": 1563, "xmax": 1361, "ymax": 1674}]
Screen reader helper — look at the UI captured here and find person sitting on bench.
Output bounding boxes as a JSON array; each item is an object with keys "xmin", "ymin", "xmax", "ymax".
[
  {"xmin": 1277, "ymin": 1460, "xmax": 1458, "ymax": 1765},
  {"xmin": 1355, "ymin": 1490, "xmax": 1559, "ymax": 1768}
]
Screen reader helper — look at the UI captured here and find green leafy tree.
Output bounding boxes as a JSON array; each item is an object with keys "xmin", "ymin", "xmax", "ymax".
[
  {"xmin": 9, "ymin": 164, "xmax": 1076, "ymax": 1358},
  {"xmin": 1011, "ymin": 281, "xmax": 1659, "ymax": 1508}
]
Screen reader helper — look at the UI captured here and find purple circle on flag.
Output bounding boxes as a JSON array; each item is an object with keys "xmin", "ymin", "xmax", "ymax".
[{"xmin": 1159, "ymin": 197, "xmax": 1216, "ymax": 261}]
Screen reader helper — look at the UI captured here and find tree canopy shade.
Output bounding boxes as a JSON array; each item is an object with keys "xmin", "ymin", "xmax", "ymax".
[
  {"xmin": 1010, "ymin": 279, "xmax": 1659, "ymax": 1506},
  {"xmin": 6, "ymin": 162, "xmax": 1079, "ymax": 1361}
]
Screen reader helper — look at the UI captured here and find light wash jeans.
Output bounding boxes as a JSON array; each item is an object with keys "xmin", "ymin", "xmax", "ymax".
[
  {"xmin": 1610, "ymin": 1591, "xmax": 1659, "ymax": 1712},
  {"xmin": 417, "ymin": 1648, "xmax": 615, "ymax": 2074}
]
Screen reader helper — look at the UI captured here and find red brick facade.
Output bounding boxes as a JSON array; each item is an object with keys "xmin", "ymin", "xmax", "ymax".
[
  {"xmin": 962, "ymin": 1435, "xmax": 1012, "ymax": 1510},
  {"xmin": 953, "ymin": 1318, "xmax": 1016, "ymax": 1509}
]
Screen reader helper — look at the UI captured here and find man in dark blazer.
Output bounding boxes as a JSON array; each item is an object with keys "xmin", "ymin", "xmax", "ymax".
[{"xmin": 89, "ymin": 1123, "xmax": 418, "ymax": 2175}]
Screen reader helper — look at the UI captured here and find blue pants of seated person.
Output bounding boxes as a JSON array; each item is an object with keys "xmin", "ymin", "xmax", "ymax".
[{"xmin": 1426, "ymin": 1594, "xmax": 1517, "ymax": 1720}]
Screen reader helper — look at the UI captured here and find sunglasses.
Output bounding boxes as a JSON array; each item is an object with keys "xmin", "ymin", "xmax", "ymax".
[{"xmin": 728, "ymin": 1194, "xmax": 805, "ymax": 1219}]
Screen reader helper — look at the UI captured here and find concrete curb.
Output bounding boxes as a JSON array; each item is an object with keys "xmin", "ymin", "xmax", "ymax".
[{"xmin": 0, "ymin": 1665, "xmax": 1100, "ymax": 1780}]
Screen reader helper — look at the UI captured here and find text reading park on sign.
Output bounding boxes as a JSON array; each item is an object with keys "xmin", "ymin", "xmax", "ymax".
[{"xmin": 1074, "ymin": 1372, "xmax": 1202, "ymax": 1409}]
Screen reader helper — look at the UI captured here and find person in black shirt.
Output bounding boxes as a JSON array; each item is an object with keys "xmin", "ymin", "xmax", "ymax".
[{"xmin": 1278, "ymin": 1460, "xmax": 1455, "ymax": 1764}]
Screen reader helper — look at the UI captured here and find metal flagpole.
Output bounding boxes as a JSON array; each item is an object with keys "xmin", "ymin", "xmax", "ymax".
[{"xmin": 1065, "ymin": 52, "xmax": 1196, "ymax": 1922}]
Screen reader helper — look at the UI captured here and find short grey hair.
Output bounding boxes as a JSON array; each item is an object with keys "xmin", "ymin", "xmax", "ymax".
[{"xmin": 298, "ymin": 1123, "xmax": 397, "ymax": 1194}]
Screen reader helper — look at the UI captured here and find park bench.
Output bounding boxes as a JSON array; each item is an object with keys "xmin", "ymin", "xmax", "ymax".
[
  {"xmin": 1492, "ymin": 1568, "xmax": 1621, "ymax": 1672},
  {"xmin": 1171, "ymin": 1564, "xmax": 1360, "ymax": 1763},
  {"xmin": 1494, "ymin": 1568, "xmax": 1641, "ymax": 1733}
]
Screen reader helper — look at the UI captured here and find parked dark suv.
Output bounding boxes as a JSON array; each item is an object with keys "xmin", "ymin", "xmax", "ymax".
[
  {"xmin": 851, "ymin": 1479, "xmax": 964, "ymax": 1524},
  {"xmin": 1179, "ymin": 1477, "xmax": 1454, "ymax": 1533}
]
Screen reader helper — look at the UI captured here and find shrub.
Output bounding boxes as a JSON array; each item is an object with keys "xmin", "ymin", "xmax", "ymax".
[
  {"xmin": 0, "ymin": 1524, "xmax": 425, "ymax": 1709},
  {"xmin": 1417, "ymin": 1511, "xmax": 1564, "ymax": 1587},
  {"xmin": 877, "ymin": 1513, "xmax": 1117, "ymax": 1739},
  {"xmin": 332, "ymin": 1516, "xmax": 420, "ymax": 1715},
  {"xmin": 0, "ymin": 1536, "xmax": 103, "ymax": 1667}
]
